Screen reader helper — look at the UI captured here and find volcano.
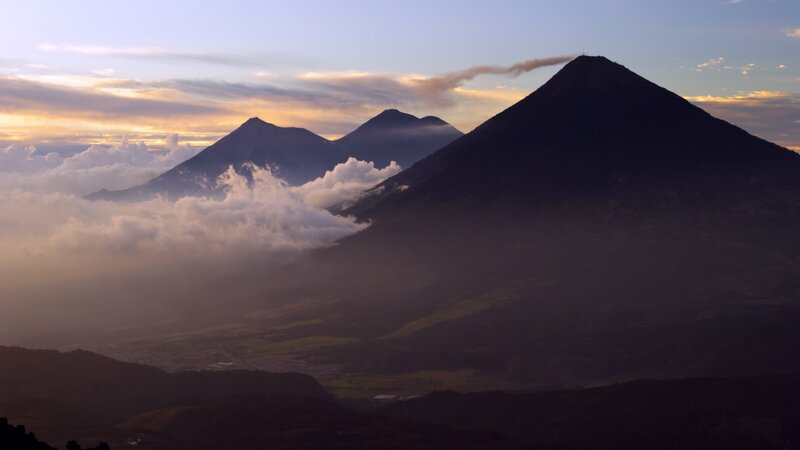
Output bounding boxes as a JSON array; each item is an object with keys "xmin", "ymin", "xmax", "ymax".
[
  {"xmin": 351, "ymin": 55, "xmax": 799, "ymax": 219},
  {"xmin": 89, "ymin": 111, "xmax": 462, "ymax": 201},
  {"xmin": 243, "ymin": 56, "xmax": 800, "ymax": 387},
  {"xmin": 335, "ymin": 108, "xmax": 463, "ymax": 169}
]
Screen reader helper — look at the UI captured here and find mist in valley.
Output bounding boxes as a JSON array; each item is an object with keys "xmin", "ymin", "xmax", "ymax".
[{"xmin": 0, "ymin": 141, "xmax": 399, "ymax": 349}]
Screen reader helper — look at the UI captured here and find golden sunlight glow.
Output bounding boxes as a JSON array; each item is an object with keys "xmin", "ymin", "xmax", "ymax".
[
  {"xmin": 684, "ymin": 91, "xmax": 791, "ymax": 103},
  {"xmin": 0, "ymin": 68, "xmax": 528, "ymax": 147},
  {"xmin": 452, "ymin": 86, "xmax": 527, "ymax": 103}
]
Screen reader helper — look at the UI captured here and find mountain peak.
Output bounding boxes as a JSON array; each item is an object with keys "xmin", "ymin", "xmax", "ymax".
[
  {"xmin": 352, "ymin": 109, "xmax": 459, "ymax": 134},
  {"xmin": 239, "ymin": 116, "xmax": 273, "ymax": 129},
  {"xmin": 565, "ymin": 54, "xmax": 615, "ymax": 68},
  {"xmin": 350, "ymin": 54, "xmax": 798, "ymax": 220},
  {"xmin": 537, "ymin": 55, "xmax": 653, "ymax": 96},
  {"xmin": 362, "ymin": 109, "xmax": 420, "ymax": 128},
  {"xmin": 334, "ymin": 109, "xmax": 463, "ymax": 168}
]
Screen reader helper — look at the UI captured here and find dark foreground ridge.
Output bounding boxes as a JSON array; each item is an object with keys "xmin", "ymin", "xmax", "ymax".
[
  {"xmin": 0, "ymin": 346, "xmax": 329, "ymax": 447},
  {"xmin": 0, "ymin": 417, "xmax": 109, "ymax": 450},
  {"xmin": 2, "ymin": 345, "xmax": 799, "ymax": 450},
  {"xmin": 381, "ymin": 373, "xmax": 800, "ymax": 450}
]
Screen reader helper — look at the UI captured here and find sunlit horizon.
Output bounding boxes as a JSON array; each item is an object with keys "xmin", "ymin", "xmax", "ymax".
[{"xmin": 1, "ymin": 0, "xmax": 798, "ymax": 153}]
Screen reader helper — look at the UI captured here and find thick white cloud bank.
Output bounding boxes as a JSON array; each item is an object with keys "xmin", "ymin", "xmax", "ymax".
[
  {"xmin": 47, "ymin": 166, "xmax": 370, "ymax": 254},
  {"xmin": 294, "ymin": 157, "xmax": 401, "ymax": 208},
  {"xmin": 0, "ymin": 153, "xmax": 399, "ymax": 257},
  {"xmin": 0, "ymin": 136, "xmax": 200, "ymax": 195}
]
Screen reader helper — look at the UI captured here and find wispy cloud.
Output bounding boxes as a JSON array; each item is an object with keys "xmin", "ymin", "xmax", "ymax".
[
  {"xmin": 409, "ymin": 55, "xmax": 575, "ymax": 105},
  {"xmin": 0, "ymin": 76, "xmax": 227, "ymax": 119},
  {"xmin": 694, "ymin": 57, "xmax": 726, "ymax": 72},
  {"xmin": 786, "ymin": 28, "xmax": 800, "ymax": 38},
  {"xmin": 37, "ymin": 43, "xmax": 304, "ymax": 68},
  {"xmin": 740, "ymin": 63, "xmax": 756, "ymax": 76},
  {"xmin": 170, "ymin": 54, "xmax": 575, "ymax": 110},
  {"xmin": 0, "ymin": 55, "xmax": 570, "ymax": 142}
]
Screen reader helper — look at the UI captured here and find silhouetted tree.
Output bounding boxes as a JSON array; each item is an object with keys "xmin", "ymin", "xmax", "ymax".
[{"xmin": 87, "ymin": 444, "xmax": 110, "ymax": 450}]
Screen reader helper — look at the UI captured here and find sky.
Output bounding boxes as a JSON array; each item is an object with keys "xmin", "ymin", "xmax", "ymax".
[{"xmin": 0, "ymin": 0, "xmax": 798, "ymax": 152}]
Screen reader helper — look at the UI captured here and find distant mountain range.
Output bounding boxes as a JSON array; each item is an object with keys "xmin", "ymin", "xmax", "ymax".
[
  {"xmin": 226, "ymin": 55, "xmax": 800, "ymax": 387},
  {"xmin": 380, "ymin": 373, "xmax": 800, "ymax": 450},
  {"xmin": 0, "ymin": 346, "xmax": 523, "ymax": 450},
  {"xmin": 88, "ymin": 110, "xmax": 462, "ymax": 201},
  {"xmin": 2, "ymin": 346, "xmax": 798, "ymax": 449}
]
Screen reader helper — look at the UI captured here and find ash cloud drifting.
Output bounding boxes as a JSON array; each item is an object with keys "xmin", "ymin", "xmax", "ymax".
[{"xmin": 410, "ymin": 55, "xmax": 576, "ymax": 104}]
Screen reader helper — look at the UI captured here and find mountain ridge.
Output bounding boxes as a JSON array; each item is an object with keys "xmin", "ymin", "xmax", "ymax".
[{"xmin": 89, "ymin": 110, "xmax": 462, "ymax": 201}]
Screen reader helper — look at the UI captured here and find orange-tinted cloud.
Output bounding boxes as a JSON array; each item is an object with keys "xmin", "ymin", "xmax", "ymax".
[
  {"xmin": 0, "ymin": 56, "xmax": 571, "ymax": 146},
  {"xmin": 686, "ymin": 91, "xmax": 800, "ymax": 150}
]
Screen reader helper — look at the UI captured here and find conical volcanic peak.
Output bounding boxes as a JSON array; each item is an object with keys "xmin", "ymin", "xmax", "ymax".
[
  {"xmin": 229, "ymin": 116, "xmax": 281, "ymax": 136},
  {"xmin": 539, "ymin": 55, "xmax": 653, "ymax": 91},
  {"xmin": 487, "ymin": 55, "xmax": 704, "ymax": 135},
  {"xmin": 352, "ymin": 55, "xmax": 799, "ymax": 219},
  {"xmin": 242, "ymin": 116, "xmax": 269, "ymax": 127}
]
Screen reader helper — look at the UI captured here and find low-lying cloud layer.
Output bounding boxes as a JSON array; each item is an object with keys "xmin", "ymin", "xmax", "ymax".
[
  {"xmin": 0, "ymin": 157, "xmax": 397, "ymax": 256},
  {"xmin": 0, "ymin": 137, "xmax": 200, "ymax": 195},
  {"xmin": 47, "ymin": 166, "xmax": 370, "ymax": 254},
  {"xmin": 294, "ymin": 157, "xmax": 401, "ymax": 208}
]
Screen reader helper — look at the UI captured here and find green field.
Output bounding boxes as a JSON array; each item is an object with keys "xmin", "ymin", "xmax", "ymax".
[{"xmin": 236, "ymin": 335, "xmax": 359, "ymax": 355}]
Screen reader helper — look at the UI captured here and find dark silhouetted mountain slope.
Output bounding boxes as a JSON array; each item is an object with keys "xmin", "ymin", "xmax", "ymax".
[
  {"xmin": 119, "ymin": 394, "xmax": 524, "ymax": 450},
  {"xmin": 0, "ymin": 346, "xmax": 329, "ymax": 446},
  {"xmin": 381, "ymin": 373, "xmax": 800, "ymax": 450},
  {"xmin": 350, "ymin": 55, "xmax": 799, "ymax": 219},
  {"xmin": 4, "ymin": 348, "xmax": 799, "ymax": 449}
]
